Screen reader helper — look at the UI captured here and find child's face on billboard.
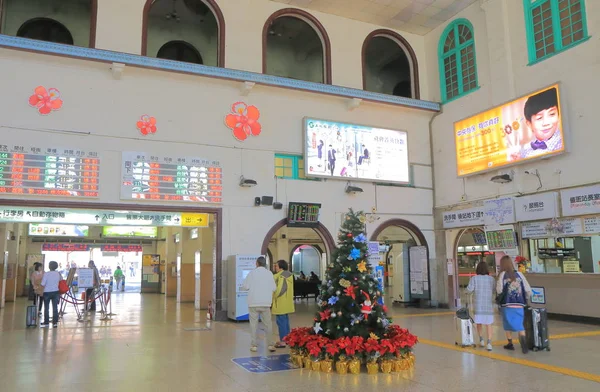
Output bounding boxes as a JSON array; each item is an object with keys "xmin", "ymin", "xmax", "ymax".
[{"xmin": 526, "ymin": 106, "xmax": 559, "ymax": 141}]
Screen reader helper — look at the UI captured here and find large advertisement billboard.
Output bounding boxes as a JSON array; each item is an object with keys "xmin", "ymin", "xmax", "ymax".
[
  {"xmin": 455, "ymin": 84, "xmax": 565, "ymax": 176},
  {"xmin": 304, "ymin": 118, "xmax": 409, "ymax": 183}
]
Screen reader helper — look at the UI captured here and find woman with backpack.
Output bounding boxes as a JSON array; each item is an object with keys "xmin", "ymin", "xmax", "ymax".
[{"xmin": 497, "ymin": 255, "xmax": 532, "ymax": 353}]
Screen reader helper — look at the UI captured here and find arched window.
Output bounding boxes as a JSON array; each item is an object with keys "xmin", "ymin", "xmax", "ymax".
[
  {"xmin": 1, "ymin": 0, "xmax": 96, "ymax": 47},
  {"xmin": 362, "ymin": 30, "xmax": 419, "ymax": 99},
  {"xmin": 16, "ymin": 18, "xmax": 74, "ymax": 45},
  {"xmin": 438, "ymin": 19, "xmax": 478, "ymax": 102},
  {"xmin": 263, "ymin": 9, "xmax": 332, "ymax": 84},
  {"xmin": 523, "ymin": 0, "xmax": 589, "ymax": 64},
  {"xmin": 142, "ymin": 0, "xmax": 225, "ymax": 67},
  {"xmin": 157, "ymin": 40, "xmax": 203, "ymax": 64}
]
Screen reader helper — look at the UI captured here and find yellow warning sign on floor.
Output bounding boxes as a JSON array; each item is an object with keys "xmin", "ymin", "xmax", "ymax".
[{"xmin": 181, "ymin": 213, "xmax": 209, "ymax": 227}]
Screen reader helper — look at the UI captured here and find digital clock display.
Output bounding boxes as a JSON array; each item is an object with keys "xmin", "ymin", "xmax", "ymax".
[
  {"xmin": 0, "ymin": 145, "xmax": 99, "ymax": 198},
  {"xmin": 287, "ymin": 202, "xmax": 321, "ymax": 228},
  {"xmin": 121, "ymin": 152, "xmax": 222, "ymax": 203}
]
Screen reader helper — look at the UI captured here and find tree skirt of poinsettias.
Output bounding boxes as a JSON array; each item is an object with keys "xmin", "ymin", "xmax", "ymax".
[{"xmin": 283, "ymin": 209, "xmax": 418, "ymax": 375}]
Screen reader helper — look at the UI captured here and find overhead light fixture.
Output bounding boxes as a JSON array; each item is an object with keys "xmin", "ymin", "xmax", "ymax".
[
  {"xmin": 165, "ymin": 0, "xmax": 181, "ymax": 22},
  {"xmin": 345, "ymin": 185, "xmax": 364, "ymax": 194},
  {"xmin": 239, "ymin": 176, "xmax": 257, "ymax": 187},
  {"xmin": 490, "ymin": 174, "xmax": 512, "ymax": 184}
]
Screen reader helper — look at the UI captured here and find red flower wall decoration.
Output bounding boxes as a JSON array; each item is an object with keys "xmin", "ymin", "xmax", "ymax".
[
  {"xmin": 224, "ymin": 102, "xmax": 261, "ymax": 141},
  {"xmin": 137, "ymin": 115, "xmax": 157, "ymax": 136},
  {"xmin": 29, "ymin": 86, "xmax": 63, "ymax": 115}
]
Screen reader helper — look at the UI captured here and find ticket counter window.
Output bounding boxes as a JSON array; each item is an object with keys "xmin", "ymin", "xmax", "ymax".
[
  {"xmin": 528, "ymin": 236, "xmax": 600, "ymax": 274},
  {"xmin": 456, "ymin": 229, "xmax": 496, "ymax": 286}
]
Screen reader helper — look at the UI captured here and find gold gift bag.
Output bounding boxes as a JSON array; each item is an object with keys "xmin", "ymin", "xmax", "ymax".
[
  {"xmin": 311, "ymin": 360, "xmax": 321, "ymax": 371},
  {"xmin": 348, "ymin": 358, "xmax": 361, "ymax": 374},
  {"xmin": 335, "ymin": 360, "xmax": 349, "ymax": 375},
  {"xmin": 380, "ymin": 360, "xmax": 393, "ymax": 374},
  {"xmin": 320, "ymin": 359, "xmax": 333, "ymax": 373},
  {"xmin": 366, "ymin": 361, "xmax": 379, "ymax": 375},
  {"xmin": 303, "ymin": 356, "xmax": 312, "ymax": 369}
]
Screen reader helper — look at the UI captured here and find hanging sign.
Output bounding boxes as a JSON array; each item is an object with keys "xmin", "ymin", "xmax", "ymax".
[
  {"xmin": 515, "ymin": 192, "xmax": 559, "ymax": 221},
  {"xmin": 100, "ymin": 245, "xmax": 143, "ymax": 252},
  {"xmin": 484, "ymin": 197, "xmax": 515, "ymax": 225},
  {"xmin": 0, "ymin": 206, "xmax": 209, "ymax": 227},
  {"xmin": 42, "ymin": 243, "xmax": 90, "ymax": 252},
  {"xmin": 560, "ymin": 184, "xmax": 600, "ymax": 217},
  {"xmin": 442, "ymin": 206, "xmax": 485, "ymax": 228}
]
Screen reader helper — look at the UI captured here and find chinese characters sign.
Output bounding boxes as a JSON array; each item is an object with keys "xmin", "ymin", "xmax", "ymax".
[
  {"xmin": 560, "ymin": 184, "xmax": 600, "ymax": 217},
  {"xmin": 442, "ymin": 206, "xmax": 485, "ymax": 228},
  {"xmin": 515, "ymin": 192, "xmax": 558, "ymax": 222},
  {"xmin": 455, "ymin": 84, "xmax": 565, "ymax": 176},
  {"xmin": 121, "ymin": 152, "xmax": 222, "ymax": 204},
  {"xmin": 0, "ymin": 144, "xmax": 99, "ymax": 198},
  {"xmin": 0, "ymin": 206, "xmax": 197, "ymax": 227},
  {"xmin": 304, "ymin": 118, "xmax": 409, "ymax": 184}
]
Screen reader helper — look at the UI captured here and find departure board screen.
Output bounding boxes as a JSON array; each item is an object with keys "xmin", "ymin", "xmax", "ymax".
[
  {"xmin": 0, "ymin": 145, "xmax": 100, "ymax": 198},
  {"xmin": 121, "ymin": 152, "xmax": 222, "ymax": 203},
  {"xmin": 287, "ymin": 202, "xmax": 321, "ymax": 228}
]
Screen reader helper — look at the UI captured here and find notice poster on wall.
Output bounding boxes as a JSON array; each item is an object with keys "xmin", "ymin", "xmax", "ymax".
[
  {"xmin": 409, "ymin": 246, "xmax": 429, "ymax": 299},
  {"xmin": 304, "ymin": 118, "xmax": 409, "ymax": 183},
  {"xmin": 454, "ymin": 84, "xmax": 565, "ymax": 176}
]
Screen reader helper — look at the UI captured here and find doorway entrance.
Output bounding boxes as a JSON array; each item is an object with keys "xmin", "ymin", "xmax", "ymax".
[{"xmin": 0, "ymin": 200, "xmax": 222, "ymax": 318}]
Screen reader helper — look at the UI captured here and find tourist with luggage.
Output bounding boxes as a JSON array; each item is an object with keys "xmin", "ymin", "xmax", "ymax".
[
  {"xmin": 466, "ymin": 261, "xmax": 496, "ymax": 351},
  {"xmin": 497, "ymin": 255, "xmax": 532, "ymax": 353},
  {"xmin": 30, "ymin": 262, "xmax": 44, "ymax": 314}
]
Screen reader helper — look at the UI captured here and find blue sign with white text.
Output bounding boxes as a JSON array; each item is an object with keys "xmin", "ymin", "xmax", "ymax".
[{"xmin": 232, "ymin": 354, "xmax": 297, "ymax": 373}]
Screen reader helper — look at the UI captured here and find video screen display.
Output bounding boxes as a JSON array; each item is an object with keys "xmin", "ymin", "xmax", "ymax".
[{"xmin": 304, "ymin": 118, "xmax": 409, "ymax": 183}]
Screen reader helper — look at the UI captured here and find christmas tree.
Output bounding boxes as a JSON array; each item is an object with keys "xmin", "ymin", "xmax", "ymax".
[{"xmin": 313, "ymin": 209, "xmax": 390, "ymax": 339}]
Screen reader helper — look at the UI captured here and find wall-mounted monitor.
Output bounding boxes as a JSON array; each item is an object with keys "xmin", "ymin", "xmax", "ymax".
[
  {"xmin": 455, "ymin": 83, "xmax": 565, "ymax": 176},
  {"xmin": 287, "ymin": 202, "xmax": 321, "ymax": 228},
  {"xmin": 304, "ymin": 118, "xmax": 409, "ymax": 183},
  {"xmin": 485, "ymin": 226, "xmax": 518, "ymax": 251},
  {"xmin": 102, "ymin": 226, "xmax": 157, "ymax": 238},
  {"xmin": 29, "ymin": 224, "xmax": 88, "ymax": 237}
]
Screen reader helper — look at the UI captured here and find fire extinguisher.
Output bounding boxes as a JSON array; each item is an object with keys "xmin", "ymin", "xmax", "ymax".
[{"xmin": 207, "ymin": 300, "xmax": 214, "ymax": 320}]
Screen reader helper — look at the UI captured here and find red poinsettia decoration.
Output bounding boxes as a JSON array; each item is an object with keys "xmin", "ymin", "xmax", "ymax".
[
  {"xmin": 344, "ymin": 285, "xmax": 356, "ymax": 300},
  {"xmin": 325, "ymin": 341, "xmax": 340, "ymax": 357},
  {"xmin": 515, "ymin": 256, "xmax": 528, "ymax": 265},
  {"xmin": 224, "ymin": 102, "xmax": 261, "ymax": 141},
  {"xmin": 345, "ymin": 336, "xmax": 364, "ymax": 357},
  {"xmin": 29, "ymin": 86, "xmax": 63, "ymax": 115},
  {"xmin": 137, "ymin": 115, "xmax": 157, "ymax": 136},
  {"xmin": 319, "ymin": 309, "xmax": 332, "ymax": 321}
]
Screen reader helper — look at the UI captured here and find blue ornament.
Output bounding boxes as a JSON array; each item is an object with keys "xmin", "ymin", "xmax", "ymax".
[
  {"xmin": 349, "ymin": 248, "xmax": 361, "ymax": 260},
  {"xmin": 328, "ymin": 296, "xmax": 339, "ymax": 305},
  {"xmin": 354, "ymin": 233, "xmax": 367, "ymax": 243}
]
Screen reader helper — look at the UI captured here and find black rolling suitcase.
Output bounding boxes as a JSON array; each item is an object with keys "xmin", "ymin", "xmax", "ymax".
[
  {"xmin": 524, "ymin": 307, "xmax": 550, "ymax": 351},
  {"xmin": 26, "ymin": 297, "xmax": 38, "ymax": 328}
]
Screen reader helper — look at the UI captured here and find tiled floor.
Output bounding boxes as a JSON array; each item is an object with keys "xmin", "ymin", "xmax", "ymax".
[{"xmin": 1, "ymin": 294, "xmax": 599, "ymax": 391}]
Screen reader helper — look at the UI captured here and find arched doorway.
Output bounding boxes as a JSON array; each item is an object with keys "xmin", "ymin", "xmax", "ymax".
[
  {"xmin": 370, "ymin": 219, "xmax": 428, "ymax": 304},
  {"xmin": 1, "ymin": 0, "xmax": 97, "ymax": 47},
  {"xmin": 454, "ymin": 228, "xmax": 494, "ymax": 287},
  {"xmin": 141, "ymin": 0, "xmax": 225, "ymax": 67},
  {"xmin": 262, "ymin": 8, "xmax": 332, "ymax": 84},
  {"xmin": 261, "ymin": 218, "xmax": 335, "ymax": 281},
  {"xmin": 361, "ymin": 29, "xmax": 420, "ymax": 99}
]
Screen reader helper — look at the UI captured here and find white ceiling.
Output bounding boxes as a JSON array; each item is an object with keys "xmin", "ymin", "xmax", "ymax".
[{"xmin": 271, "ymin": 0, "xmax": 479, "ymax": 35}]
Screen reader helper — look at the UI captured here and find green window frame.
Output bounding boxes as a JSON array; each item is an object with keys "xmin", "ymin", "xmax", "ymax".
[
  {"xmin": 438, "ymin": 19, "xmax": 478, "ymax": 103},
  {"xmin": 523, "ymin": 0, "xmax": 589, "ymax": 64},
  {"xmin": 274, "ymin": 154, "xmax": 306, "ymax": 180}
]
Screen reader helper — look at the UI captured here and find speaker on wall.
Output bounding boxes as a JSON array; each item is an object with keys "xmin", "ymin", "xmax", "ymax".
[
  {"xmin": 261, "ymin": 196, "xmax": 274, "ymax": 206},
  {"xmin": 273, "ymin": 202, "xmax": 283, "ymax": 210},
  {"xmin": 254, "ymin": 197, "xmax": 261, "ymax": 206}
]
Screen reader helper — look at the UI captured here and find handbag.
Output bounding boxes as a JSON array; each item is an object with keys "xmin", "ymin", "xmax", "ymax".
[
  {"xmin": 495, "ymin": 281, "xmax": 508, "ymax": 305},
  {"xmin": 58, "ymin": 280, "xmax": 69, "ymax": 295}
]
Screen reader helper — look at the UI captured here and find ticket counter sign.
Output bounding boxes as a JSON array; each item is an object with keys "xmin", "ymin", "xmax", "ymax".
[{"xmin": 455, "ymin": 84, "xmax": 565, "ymax": 176}]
